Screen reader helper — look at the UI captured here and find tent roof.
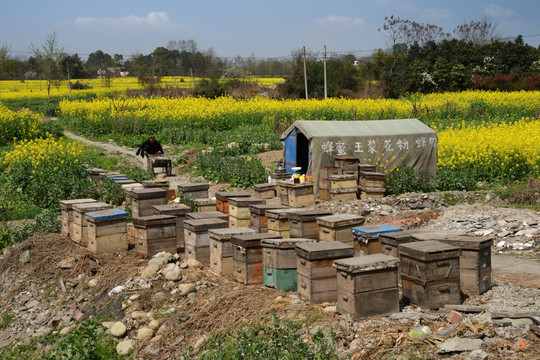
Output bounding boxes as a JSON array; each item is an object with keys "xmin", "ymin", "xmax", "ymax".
[{"xmin": 281, "ymin": 119, "xmax": 435, "ymax": 140}]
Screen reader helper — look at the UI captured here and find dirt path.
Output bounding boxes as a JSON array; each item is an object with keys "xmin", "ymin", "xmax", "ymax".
[
  {"xmin": 64, "ymin": 130, "xmax": 145, "ymax": 168},
  {"xmin": 492, "ymin": 253, "xmax": 540, "ymax": 287}
]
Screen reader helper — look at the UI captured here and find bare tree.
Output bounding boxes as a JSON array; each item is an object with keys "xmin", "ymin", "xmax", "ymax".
[
  {"xmin": 453, "ymin": 17, "xmax": 500, "ymax": 44},
  {"xmin": 379, "ymin": 15, "xmax": 450, "ymax": 51},
  {"xmin": 30, "ymin": 32, "xmax": 66, "ymax": 103}
]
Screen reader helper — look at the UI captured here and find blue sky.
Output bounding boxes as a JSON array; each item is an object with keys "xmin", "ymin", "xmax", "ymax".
[{"xmin": 1, "ymin": 0, "xmax": 539, "ymax": 60}]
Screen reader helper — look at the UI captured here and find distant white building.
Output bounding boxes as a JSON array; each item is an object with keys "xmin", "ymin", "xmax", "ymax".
[{"xmin": 97, "ymin": 67, "xmax": 129, "ymax": 78}]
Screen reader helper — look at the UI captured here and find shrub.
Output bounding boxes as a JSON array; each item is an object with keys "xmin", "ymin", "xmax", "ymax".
[
  {"xmin": 98, "ymin": 180, "xmax": 125, "ymax": 206},
  {"xmin": 385, "ymin": 165, "xmax": 437, "ymax": 195},
  {"xmin": 196, "ymin": 151, "xmax": 268, "ymax": 188}
]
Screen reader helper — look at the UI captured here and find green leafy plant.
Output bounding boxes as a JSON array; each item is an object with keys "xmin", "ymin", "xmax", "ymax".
[
  {"xmin": 196, "ymin": 151, "xmax": 268, "ymax": 188},
  {"xmin": 0, "ymin": 312, "xmax": 14, "ymax": 332},
  {"xmin": 98, "ymin": 179, "xmax": 125, "ymax": 206},
  {"xmin": 385, "ymin": 165, "xmax": 437, "ymax": 195}
]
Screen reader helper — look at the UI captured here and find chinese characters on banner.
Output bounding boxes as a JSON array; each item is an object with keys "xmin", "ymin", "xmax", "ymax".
[{"xmin": 322, "ymin": 137, "xmax": 437, "ymax": 157}]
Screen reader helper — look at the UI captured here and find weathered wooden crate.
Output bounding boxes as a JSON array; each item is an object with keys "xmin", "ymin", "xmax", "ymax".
[
  {"xmin": 194, "ymin": 198, "xmax": 217, "ymax": 212},
  {"xmin": 253, "ymin": 183, "xmax": 277, "ymax": 199},
  {"xmin": 288, "ymin": 210, "xmax": 332, "ymax": 240},
  {"xmin": 317, "ymin": 214, "xmax": 365, "ymax": 246},
  {"xmin": 228, "ymin": 197, "xmax": 266, "ymax": 219},
  {"xmin": 296, "ymin": 242, "xmax": 354, "ymax": 303},
  {"xmin": 352, "ymin": 224, "xmax": 403, "ymax": 256},
  {"xmin": 437, "ymin": 236, "xmax": 493, "ymax": 295},
  {"xmin": 269, "ymin": 170, "xmax": 291, "ymax": 184},
  {"xmin": 358, "ymin": 163, "xmax": 376, "ymax": 173},
  {"xmin": 379, "ymin": 231, "xmax": 420, "ymax": 258},
  {"xmin": 320, "ymin": 166, "xmax": 342, "ymax": 179},
  {"xmin": 60, "ymin": 199, "xmax": 97, "ymax": 238},
  {"xmin": 357, "ymin": 185, "xmax": 385, "ymax": 200},
  {"xmin": 229, "ymin": 216, "xmax": 251, "ymax": 228},
  {"xmin": 89, "ymin": 168, "xmax": 106, "ymax": 182},
  {"xmin": 153, "ymin": 204, "xmax": 192, "ymax": 250},
  {"xmin": 114, "ymin": 179, "xmax": 136, "ymax": 186},
  {"xmin": 288, "ymin": 182, "xmax": 315, "ymax": 208},
  {"xmin": 398, "ymin": 241, "xmax": 461, "ymax": 309},
  {"xmin": 86, "ymin": 208, "xmax": 128, "ymax": 254},
  {"xmin": 335, "ymin": 156, "xmax": 360, "ymax": 171},
  {"xmin": 215, "ymin": 191, "xmax": 250, "ymax": 214},
  {"xmin": 209, "ymin": 227, "xmax": 256, "ymax": 276},
  {"xmin": 133, "ymin": 215, "xmax": 177, "ymax": 257},
  {"xmin": 125, "ymin": 188, "xmax": 168, "ymax": 218},
  {"xmin": 334, "ymin": 254, "xmax": 400, "ymax": 319},
  {"xmin": 320, "ymin": 174, "xmax": 358, "ymax": 190},
  {"xmin": 411, "ymin": 232, "xmax": 466, "ymax": 242},
  {"xmin": 249, "ymin": 204, "xmax": 288, "ymax": 233},
  {"xmin": 262, "ymin": 238, "xmax": 315, "ymax": 291},
  {"xmin": 72, "ymin": 202, "xmax": 113, "ymax": 245},
  {"xmin": 98, "ymin": 172, "xmax": 126, "ymax": 185},
  {"xmin": 267, "ymin": 208, "xmax": 300, "ymax": 238},
  {"xmin": 142, "ymin": 180, "xmax": 170, "ymax": 190},
  {"xmin": 186, "ymin": 211, "xmax": 228, "ymax": 222},
  {"xmin": 319, "ymin": 188, "xmax": 358, "ymax": 201},
  {"xmin": 183, "ymin": 218, "xmax": 228, "ymax": 264},
  {"xmin": 231, "ymin": 233, "xmax": 281, "ymax": 285},
  {"xmin": 358, "ymin": 171, "xmax": 386, "ymax": 188},
  {"xmin": 177, "ymin": 183, "xmax": 210, "ymax": 200}
]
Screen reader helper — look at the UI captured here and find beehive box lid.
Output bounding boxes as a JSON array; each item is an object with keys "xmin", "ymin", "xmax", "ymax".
[
  {"xmin": 334, "ymin": 254, "xmax": 399, "ymax": 273},
  {"xmin": 209, "ymin": 227, "xmax": 256, "ymax": 241},
  {"xmin": 125, "ymin": 188, "xmax": 168, "ymax": 199},
  {"xmin": 60, "ymin": 199, "xmax": 97, "ymax": 210},
  {"xmin": 287, "ymin": 210, "xmax": 332, "ymax": 221},
  {"xmin": 194, "ymin": 198, "xmax": 217, "ymax": 205},
  {"xmin": 358, "ymin": 164, "xmax": 376, "ymax": 172},
  {"xmin": 359, "ymin": 171, "xmax": 386, "ymax": 179},
  {"xmin": 357, "ymin": 185, "xmax": 385, "ymax": 192},
  {"xmin": 249, "ymin": 204, "xmax": 288, "ymax": 215},
  {"xmin": 277, "ymin": 181, "xmax": 314, "ymax": 190},
  {"xmin": 102, "ymin": 172, "xmax": 126, "ymax": 179},
  {"xmin": 253, "ymin": 183, "xmax": 276, "ymax": 192},
  {"xmin": 328, "ymin": 174, "xmax": 357, "ymax": 181},
  {"xmin": 335, "ymin": 156, "xmax": 359, "ymax": 163},
  {"xmin": 266, "ymin": 208, "xmax": 302, "ymax": 220},
  {"xmin": 113, "ymin": 179, "xmax": 136, "ymax": 184},
  {"xmin": 152, "ymin": 204, "xmax": 191, "ymax": 216},
  {"xmin": 85, "ymin": 208, "xmax": 128, "ymax": 222},
  {"xmin": 438, "ymin": 236, "xmax": 494, "ymax": 250},
  {"xmin": 231, "ymin": 233, "xmax": 281, "ymax": 248},
  {"xmin": 379, "ymin": 230, "xmax": 418, "ymax": 246},
  {"xmin": 183, "ymin": 218, "xmax": 228, "ymax": 232},
  {"xmin": 411, "ymin": 232, "xmax": 466, "ymax": 241},
  {"xmin": 214, "ymin": 191, "xmax": 251, "ymax": 201},
  {"xmin": 317, "ymin": 214, "xmax": 365, "ymax": 227},
  {"xmin": 228, "ymin": 197, "xmax": 266, "ymax": 207},
  {"xmin": 352, "ymin": 224, "xmax": 403, "ymax": 237},
  {"xmin": 398, "ymin": 241, "xmax": 460, "ymax": 261},
  {"xmin": 89, "ymin": 168, "xmax": 106, "ymax": 175},
  {"xmin": 262, "ymin": 238, "xmax": 315, "ymax": 249},
  {"xmin": 142, "ymin": 180, "xmax": 170, "ymax": 187},
  {"xmin": 72, "ymin": 202, "xmax": 113, "ymax": 213},
  {"xmin": 177, "ymin": 183, "xmax": 209, "ymax": 192},
  {"xmin": 186, "ymin": 211, "xmax": 228, "ymax": 221},
  {"xmin": 132, "ymin": 215, "xmax": 177, "ymax": 226},
  {"xmin": 296, "ymin": 241, "xmax": 354, "ymax": 260}
]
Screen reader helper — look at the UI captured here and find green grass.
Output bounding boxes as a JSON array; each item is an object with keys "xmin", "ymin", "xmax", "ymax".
[{"xmin": 0, "ymin": 312, "xmax": 14, "ymax": 332}]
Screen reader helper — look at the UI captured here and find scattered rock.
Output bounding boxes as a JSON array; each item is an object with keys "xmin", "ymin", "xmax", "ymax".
[
  {"xmin": 19, "ymin": 250, "xmax": 30, "ymax": 264},
  {"xmin": 102, "ymin": 321, "xmax": 114, "ymax": 330},
  {"xmin": 178, "ymin": 283, "xmax": 196, "ymax": 296},
  {"xmin": 141, "ymin": 264, "xmax": 160, "ymax": 279},
  {"xmin": 59, "ymin": 325, "xmax": 75, "ymax": 336},
  {"xmin": 438, "ymin": 337, "xmax": 483, "ymax": 354},
  {"xmin": 349, "ymin": 338, "xmax": 362, "ymax": 351},
  {"xmin": 274, "ymin": 296, "xmax": 285, "ymax": 303},
  {"xmin": 137, "ymin": 327, "xmax": 155, "ymax": 341},
  {"xmin": 110, "ymin": 322, "xmax": 127, "ymax": 337},
  {"xmin": 148, "ymin": 320, "xmax": 160, "ymax": 330},
  {"xmin": 187, "ymin": 292, "xmax": 196, "ymax": 300},
  {"xmin": 324, "ymin": 306, "xmax": 337, "ymax": 313},
  {"xmin": 73, "ymin": 311, "xmax": 84, "ymax": 322},
  {"xmin": 389, "ymin": 312, "xmax": 420, "ymax": 320},
  {"xmin": 116, "ymin": 339, "xmax": 135, "ymax": 355},
  {"xmin": 163, "ymin": 266, "xmax": 182, "ymax": 281},
  {"xmin": 144, "ymin": 344, "xmax": 160, "ymax": 356},
  {"xmin": 186, "ymin": 259, "xmax": 203, "ymax": 269},
  {"xmin": 88, "ymin": 279, "xmax": 98, "ymax": 287},
  {"xmin": 129, "ymin": 294, "xmax": 140, "ymax": 301},
  {"xmin": 131, "ymin": 311, "xmax": 147, "ymax": 319},
  {"xmin": 444, "ymin": 305, "xmax": 483, "ymax": 313},
  {"xmin": 466, "ymin": 349, "xmax": 488, "ymax": 360},
  {"xmin": 59, "ymin": 259, "xmax": 73, "ymax": 269},
  {"xmin": 448, "ymin": 311, "xmax": 463, "ymax": 325}
]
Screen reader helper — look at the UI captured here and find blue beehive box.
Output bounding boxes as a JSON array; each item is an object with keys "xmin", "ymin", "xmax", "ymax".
[
  {"xmin": 352, "ymin": 224, "xmax": 403, "ymax": 255},
  {"xmin": 85, "ymin": 208, "xmax": 128, "ymax": 222}
]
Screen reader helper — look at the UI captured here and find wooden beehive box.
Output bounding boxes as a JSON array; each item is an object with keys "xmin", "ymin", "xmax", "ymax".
[
  {"xmin": 352, "ymin": 224, "xmax": 403, "ymax": 256},
  {"xmin": 319, "ymin": 188, "xmax": 358, "ymax": 201},
  {"xmin": 249, "ymin": 204, "xmax": 288, "ymax": 233},
  {"xmin": 262, "ymin": 238, "xmax": 315, "ymax": 291},
  {"xmin": 231, "ymin": 233, "xmax": 281, "ymax": 285},
  {"xmin": 89, "ymin": 168, "xmax": 106, "ymax": 183},
  {"xmin": 215, "ymin": 191, "xmax": 250, "ymax": 214},
  {"xmin": 317, "ymin": 214, "xmax": 365, "ymax": 245},
  {"xmin": 228, "ymin": 197, "xmax": 266, "ymax": 219},
  {"xmin": 133, "ymin": 215, "xmax": 177, "ymax": 257},
  {"xmin": 320, "ymin": 174, "xmax": 358, "ymax": 190},
  {"xmin": 126, "ymin": 188, "xmax": 168, "ymax": 218},
  {"xmin": 334, "ymin": 254, "xmax": 400, "ymax": 319},
  {"xmin": 398, "ymin": 241, "xmax": 461, "ymax": 309},
  {"xmin": 280, "ymin": 181, "xmax": 315, "ymax": 208},
  {"xmin": 319, "ymin": 166, "xmax": 342, "ymax": 179},
  {"xmin": 411, "ymin": 232, "xmax": 466, "ymax": 242},
  {"xmin": 72, "ymin": 202, "xmax": 113, "ymax": 245},
  {"xmin": 177, "ymin": 183, "xmax": 209, "ymax": 200},
  {"xmin": 186, "ymin": 211, "xmax": 228, "ymax": 222},
  {"xmin": 60, "ymin": 199, "xmax": 97, "ymax": 238},
  {"xmin": 153, "ymin": 204, "xmax": 192, "ymax": 250},
  {"xmin": 335, "ymin": 156, "xmax": 360, "ymax": 171},
  {"xmin": 358, "ymin": 163, "xmax": 376, "ymax": 173},
  {"xmin": 358, "ymin": 171, "xmax": 386, "ymax": 188},
  {"xmin": 296, "ymin": 242, "xmax": 354, "ymax": 303},
  {"xmin": 288, "ymin": 210, "xmax": 332, "ymax": 240},
  {"xmin": 194, "ymin": 198, "xmax": 217, "ymax": 212},
  {"xmin": 437, "ymin": 236, "xmax": 493, "ymax": 295},
  {"xmin": 379, "ymin": 230, "xmax": 420, "ymax": 258},
  {"xmin": 253, "ymin": 183, "xmax": 277, "ymax": 199},
  {"xmin": 183, "ymin": 218, "xmax": 228, "ymax": 264},
  {"xmin": 142, "ymin": 180, "xmax": 170, "ymax": 190},
  {"xmin": 86, "ymin": 208, "xmax": 128, "ymax": 254},
  {"xmin": 357, "ymin": 185, "xmax": 385, "ymax": 200},
  {"xmin": 209, "ymin": 227, "xmax": 256, "ymax": 276},
  {"xmin": 266, "ymin": 208, "xmax": 300, "ymax": 238}
]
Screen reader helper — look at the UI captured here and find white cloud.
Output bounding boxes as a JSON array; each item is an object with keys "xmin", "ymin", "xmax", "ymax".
[
  {"xmin": 74, "ymin": 11, "xmax": 176, "ymax": 29},
  {"xmin": 484, "ymin": 4, "xmax": 515, "ymax": 17},
  {"xmin": 421, "ymin": 8, "xmax": 451, "ymax": 21},
  {"xmin": 396, "ymin": 2, "xmax": 417, "ymax": 12},
  {"xmin": 317, "ymin": 15, "xmax": 364, "ymax": 28}
]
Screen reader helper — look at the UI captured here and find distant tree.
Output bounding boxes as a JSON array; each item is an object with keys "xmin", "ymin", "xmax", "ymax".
[
  {"xmin": 30, "ymin": 32, "xmax": 66, "ymax": 102},
  {"xmin": 113, "ymin": 54, "xmax": 124, "ymax": 67},
  {"xmin": 60, "ymin": 54, "xmax": 84, "ymax": 79},
  {"xmin": 86, "ymin": 50, "xmax": 113, "ymax": 76},
  {"xmin": 378, "ymin": 15, "xmax": 450, "ymax": 51},
  {"xmin": 453, "ymin": 17, "xmax": 500, "ymax": 45},
  {"xmin": 167, "ymin": 39, "xmax": 198, "ymax": 53}
]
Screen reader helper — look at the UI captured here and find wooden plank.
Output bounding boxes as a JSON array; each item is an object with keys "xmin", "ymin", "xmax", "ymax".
[
  {"xmin": 186, "ymin": 211, "xmax": 228, "ymax": 221},
  {"xmin": 401, "ymin": 277, "xmax": 461, "ymax": 310},
  {"xmin": 399, "ymin": 253, "xmax": 460, "ymax": 283},
  {"xmin": 184, "ymin": 244, "xmax": 210, "ymax": 264},
  {"xmin": 336, "ymin": 268, "xmax": 398, "ymax": 294},
  {"xmin": 88, "ymin": 220, "xmax": 126, "ymax": 237},
  {"xmin": 88, "ymin": 232, "xmax": 128, "ymax": 254},
  {"xmin": 297, "ymin": 274, "xmax": 338, "ymax": 303},
  {"xmin": 297, "ymin": 258, "xmax": 337, "ymax": 279},
  {"xmin": 184, "ymin": 229, "xmax": 210, "ymax": 247},
  {"xmin": 296, "ymin": 242, "xmax": 354, "ymax": 261},
  {"xmin": 337, "ymin": 287, "xmax": 399, "ymax": 319},
  {"xmin": 134, "ymin": 225, "xmax": 176, "ymax": 240},
  {"xmin": 135, "ymin": 236, "xmax": 176, "ymax": 258}
]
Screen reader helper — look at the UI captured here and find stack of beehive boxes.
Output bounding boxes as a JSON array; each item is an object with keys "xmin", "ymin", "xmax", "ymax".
[
  {"xmin": 133, "ymin": 215, "xmax": 177, "ymax": 257},
  {"xmin": 215, "ymin": 191, "xmax": 250, "ymax": 215},
  {"xmin": 319, "ymin": 160, "xmax": 358, "ymax": 201},
  {"xmin": 152, "ymin": 203, "xmax": 192, "ymax": 250},
  {"xmin": 357, "ymin": 162, "xmax": 386, "ymax": 200},
  {"xmin": 209, "ymin": 227, "xmax": 256, "ymax": 276},
  {"xmin": 86, "ymin": 208, "xmax": 129, "ymax": 254},
  {"xmin": 277, "ymin": 181, "xmax": 315, "ymax": 208},
  {"xmin": 228, "ymin": 197, "xmax": 265, "ymax": 228},
  {"xmin": 249, "ymin": 204, "xmax": 288, "ymax": 233}
]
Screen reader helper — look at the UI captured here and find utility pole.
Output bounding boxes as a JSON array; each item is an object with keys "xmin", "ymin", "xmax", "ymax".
[
  {"xmin": 67, "ymin": 60, "xmax": 71, "ymax": 99},
  {"xmin": 323, "ymin": 45, "xmax": 327, "ymax": 99},
  {"xmin": 303, "ymin": 46, "xmax": 308, "ymax": 100},
  {"xmin": 190, "ymin": 68, "xmax": 195, "ymax": 89}
]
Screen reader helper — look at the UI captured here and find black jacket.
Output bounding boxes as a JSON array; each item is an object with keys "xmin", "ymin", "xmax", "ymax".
[{"xmin": 136, "ymin": 139, "xmax": 164, "ymax": 158}]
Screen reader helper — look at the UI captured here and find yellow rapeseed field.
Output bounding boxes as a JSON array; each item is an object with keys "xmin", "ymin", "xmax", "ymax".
[{"xmin": 0, "ymin": 103, "xmax": 44, "ymax": 145}]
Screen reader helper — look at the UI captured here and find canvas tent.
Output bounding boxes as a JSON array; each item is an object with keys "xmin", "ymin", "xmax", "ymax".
[{"xmin": 280, "ymin": 120, "xmax": 438, "ymax": 194}]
